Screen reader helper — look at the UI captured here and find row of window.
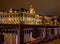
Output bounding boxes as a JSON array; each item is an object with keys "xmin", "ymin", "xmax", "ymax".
[{"xmin": 0, "ymin": 14, "xmax": 20, "ymax": 18}]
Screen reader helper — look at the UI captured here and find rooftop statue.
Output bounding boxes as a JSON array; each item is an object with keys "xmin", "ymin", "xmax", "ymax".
[
  {"xmin": 9, "ymin": 8, "xmax": 13, "ymax": 13},
  {"xmin": 28, "ymin": 5, "xmax": 36, "ymax": 14}
]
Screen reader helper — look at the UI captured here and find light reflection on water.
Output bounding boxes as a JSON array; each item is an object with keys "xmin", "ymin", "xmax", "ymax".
[{"xmin": 24, "ymin": 32, "xmax": 36, "ymax": 42}]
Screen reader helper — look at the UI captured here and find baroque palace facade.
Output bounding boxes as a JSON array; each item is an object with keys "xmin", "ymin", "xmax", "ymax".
[
  {"xmin": 0, "ymin": 6, "xmax": 58, "ymax": 25},
  {"xmin": 0, "ymin": 6, "xmax": 59, "ymax": 44}
]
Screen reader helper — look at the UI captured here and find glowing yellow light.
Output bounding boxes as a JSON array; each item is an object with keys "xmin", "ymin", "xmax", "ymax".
[{"xmin": 9, "ymin": 18, "xmax": 11, "ymax": 21}]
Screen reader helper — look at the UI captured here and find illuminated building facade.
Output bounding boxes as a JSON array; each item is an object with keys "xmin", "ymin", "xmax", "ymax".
[
  {"xmin": 0, "ymin": 6, "xmax": 59, "ymax": 44},
  {"xmin": 0, "ymin": 5, "xmax": 58, "ymax": 26}
]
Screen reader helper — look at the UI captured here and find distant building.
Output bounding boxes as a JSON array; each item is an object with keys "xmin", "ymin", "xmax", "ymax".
[{"xmin": 0, "ymin": 6, "xmax": 58, "ymax": 26}]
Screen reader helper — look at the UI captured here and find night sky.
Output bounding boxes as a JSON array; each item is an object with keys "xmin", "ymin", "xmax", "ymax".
[{"xmin": 0, "ymin": 0, "xmax": 60, "ymax": 17}]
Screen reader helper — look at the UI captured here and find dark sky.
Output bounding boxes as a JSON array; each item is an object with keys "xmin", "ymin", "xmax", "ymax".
[{"xmin": 0, "ymin": 0, "xmax": 60, "ymax": 17}]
